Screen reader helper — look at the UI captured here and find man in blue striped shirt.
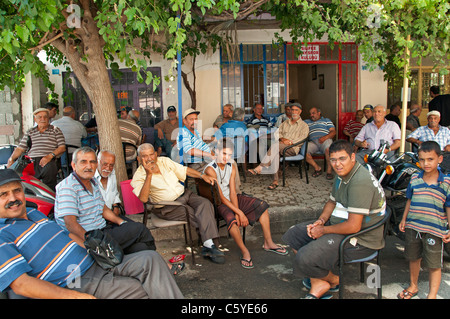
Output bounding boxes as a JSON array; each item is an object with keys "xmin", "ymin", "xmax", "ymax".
[
  {"xmin": 55, "ymin": 147, "xmax": 155, "ymax": 254},
  {"xmin": 304, "ymin": 107, "xmax": 336, "ymax": 179},
  {"xmin": 0, "ymin": 169, "xmax": 183, "ymax": 299}
]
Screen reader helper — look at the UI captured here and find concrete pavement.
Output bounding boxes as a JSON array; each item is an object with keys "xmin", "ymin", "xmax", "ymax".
[{"xmin": 131, "ymin": 162, "xmax": 450, "ymax": 299}]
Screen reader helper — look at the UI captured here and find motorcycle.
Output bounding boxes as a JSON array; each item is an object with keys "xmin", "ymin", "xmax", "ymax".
[
  {"xmin": 8, "ymin": 153, "xmax": 55, "ymax": 218},
  {"xmin": 363, "ymin": 140, "xmax": 422, "ymax": 240}
]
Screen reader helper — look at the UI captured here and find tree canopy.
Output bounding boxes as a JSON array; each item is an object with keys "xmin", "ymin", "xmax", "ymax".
[{"xmin": 0, "ymin": 0, "xmax": 448, "ymax": 181}]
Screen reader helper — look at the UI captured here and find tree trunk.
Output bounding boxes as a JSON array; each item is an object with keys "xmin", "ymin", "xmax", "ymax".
[{"xmin": 51, "ymin": 2, "xmax": 128, "ymax": 184}]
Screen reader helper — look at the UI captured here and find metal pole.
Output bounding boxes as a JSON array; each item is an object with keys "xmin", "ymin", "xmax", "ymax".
[{"xmin": 399, "ymin": 35, "xmax": 411, "ymax": 154}]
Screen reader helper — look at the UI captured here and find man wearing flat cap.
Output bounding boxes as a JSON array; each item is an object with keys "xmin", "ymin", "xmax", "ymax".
[
  {"xmin": 407, "ymin": 110, "xmax": 450, "ymax": 152},
  {"xmin": 7, "ymin": 108, "xmax": 66, "ymax": 191},
  {"xmin": 249, "ymin": 103, "xmax": 309, "ymax": 190}
]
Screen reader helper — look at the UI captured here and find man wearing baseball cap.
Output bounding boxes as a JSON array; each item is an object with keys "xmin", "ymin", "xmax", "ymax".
[
  {"xmin": 362, "ymin": 104, "xmax": 374, "ymax": 124},
  {"xmin": 154, "ymin": 105, "xmax": 179, "ymax": 158},
  {"xmin": 407, "ymin": 110, "xmax": 450, "ymax": 152},
  {"xmin": 7, "ymin": 108, "xmax": 66, "ymax": 191}
]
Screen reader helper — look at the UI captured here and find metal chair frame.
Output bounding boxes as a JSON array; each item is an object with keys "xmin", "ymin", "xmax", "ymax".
[{"xmin": 338, "ymin": 205, "xmax": 392, "ymax": 299}]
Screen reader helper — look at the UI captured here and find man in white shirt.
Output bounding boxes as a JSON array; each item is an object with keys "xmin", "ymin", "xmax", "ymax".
[
  {"xmin": 94, "ymin": 150, "xmax": 122, "ymax": 215},
  {"xmin": 52, "ymin": 106, "xmax": 87, "ymax": 152}
]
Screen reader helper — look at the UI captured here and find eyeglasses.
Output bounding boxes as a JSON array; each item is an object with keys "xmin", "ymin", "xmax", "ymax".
[{"xmin": 330, "ymin": 156, "xmax": 349, "ymax": 164}]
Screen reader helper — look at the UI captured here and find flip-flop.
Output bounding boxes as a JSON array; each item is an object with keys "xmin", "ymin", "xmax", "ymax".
[
  {"xmin": 302, "ymin": 278, "xmax": 339, "ymax": 292},
  {"xmin": 267, "ymin": 183, "xmax": 279, "ymax": 190},
  {"xmin": 397, "ymin": 289, "xmax": 418, "ymax": 299},
  {"xmin": 240, "ymin": 257, "xmax": 254, "ymax": 269},
  {"xmin": 303, "ymin": 293, "xmax": 333, "ymax": 299},
  {"xmin": 312, "ymin": 169, "xmax": 322, "ymax": 177},
  {"xmin": 169, "ymin": 254, "xmax": 186, "ymax": 263},
  {"xmin": 263, "ymin": 245, "xmax": 288, "ymax": 255},
  {"xmin": 248, "ymin": 168, "xmax": 260, "ymax": 175},
  {"xmin": 170, "ymin": 262, "xmax": 185, "ymax": 276}
]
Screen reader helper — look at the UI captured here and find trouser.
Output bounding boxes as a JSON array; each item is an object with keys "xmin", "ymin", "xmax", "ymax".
[
  {"xmin": 75, "ymin": 250, "xmax": 184, "ymax": 299},
  {"xmin": 259, "ymin": 142, "xmax": 298, "ymax": 180},
  {"xmin": 282, "ymin": 221, "xmax": 375, "ymax": 278},
  {"xmin": 33, "ymin": 157, "xmax": 58, "ymax": 191},
  {"xmin": 155, "ymin": 134, "xmax": 175, "ymax": 158},
  {"xmin": 153, "ymin": 189, "xmax": 219, "ymax": 242},
  {"xmin": 103, "ymin": 217, "xmax": 156, "ymax": 254}
]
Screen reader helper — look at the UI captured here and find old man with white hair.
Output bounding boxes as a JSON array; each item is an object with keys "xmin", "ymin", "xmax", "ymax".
[
  {"xmin": 354, "ymin": 104, "xmax": 401, "ymax": 163},
  {"xmin": 407, "ymin": 110, "xmax": 450, "ymax": 152}
]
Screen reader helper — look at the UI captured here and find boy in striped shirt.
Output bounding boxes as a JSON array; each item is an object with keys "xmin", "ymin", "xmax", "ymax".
[{"xmin": 399, "ymin": 141, "xmax": 450, "ymax": 299}]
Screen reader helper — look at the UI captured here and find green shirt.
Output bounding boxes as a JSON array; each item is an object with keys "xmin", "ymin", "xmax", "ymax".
[{"xmin": 330, "ymin": 162, "xmax": 386, "ymax": 250}]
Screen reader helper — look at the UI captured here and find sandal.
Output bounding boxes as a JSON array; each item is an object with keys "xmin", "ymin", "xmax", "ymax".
[
  {"xmin": 302, "ymin": 278, "xmax": 339, "ymax": 293},
  {"xmin": 397, "ymin": 289, "xmax": 418, "ymax": 299},
  {"xmin": 267, "ymin": 183, "xmax": 279, "ymax": 190},
  {"xmin": 240, "ymin": 257, "xmax": 254, "ymax": 269},
  {"xmin": 303, "ymin": 293, "xmax": 333, "ymax": 299},
  {"xmin": 263, "ymin": 244, "xmax": 288, "ymax": 255},
  {"xmin": 312, "ymin": 169, "xmax": 322, "ymax": 178},
  {"xmin": 326, "ymin": 173, "xmax": 333, "ymax": 180},
  {"xmin": 170, "ymin": 262, "xmax": 185, "ymax": 276}
]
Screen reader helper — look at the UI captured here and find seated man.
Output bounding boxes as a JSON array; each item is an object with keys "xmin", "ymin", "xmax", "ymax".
[
  {"xmin": 214, "ymin": 107, "xmax": 248, "ymax": 162},
  {"xmin": 205, "ymin": 138, "xmax": 287, "ymax": 269},
  {"xmin": 94, "ymin": 150, "xmax": 127, "ymax": 215},
  {"xmin": 0, "ymin": 169, "xmax": 183, "ymax": 299},
  {"xmin": 406, "ymin": 102, "xmax": 422, "ymax": 132},
  {"xmin": 213, "ymin": 103, "xmax": 234, "ymax": 128},
  {"xmin": 248, "ymin": 103, "xmax": 309, "ymax": 190},
  {"xmin": 245, "ymin": 103, "xmax": 271, "ymax": 129},
  {"xmin": 131, "ymin": 143, "xmax": 225, "ymax": 264},
  {"xmin": 362, "ymin": 104, "xmax": 374, "ymax": 124},
  {"xmin": 282, "ymin": 140, "xmax": 386, "ymax": 299},
  {"xmin": 274, "ymin": 103, "xmax": 292, "ymax": 128},
  {"xmin": 55, "ymin": 147, "xmax": 156, "ymax": 255},
  {"xmin": 52, "ymin": 106, "xmax": 88, "ymax": 152},
  {"xmin": 304, "ymin": 107, "xmax": 336, "ymax": 180},
  {"xmin": 343, "ymin": 110, "xmax": 364, "ymax": 143},
  {"xmin": 354, "ymin": 104, "xmax": 401, "ymax": 163},
  {"xmin": 154, "ymin": 105, "xmax": 179, "ymax": 157},
  {"xmin": 177, "ymin": 108, "xmax": 214, "ymax": 171},
  {"xmin": 406, "ymin": 110, "xmax": 450, "ymax": 152},
  {"xmin": 7, "ymin": 108, "xmax": 66, "ymax": 191},
  {"xmin": 118, "ymin": 111, "xmax": 142, "ymax": 162},
  {"xmin": 385, "ymin": 102, "xmax": 401, "ymax": 128}
]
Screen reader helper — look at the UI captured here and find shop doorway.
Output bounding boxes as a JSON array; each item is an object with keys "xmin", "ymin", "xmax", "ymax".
[
  {"xmin": 288, "ymin": 63, "xmax": 337, "ymax": 126},
  {"xmin": 286, "ymin": 43, "xmax": 358, "ymax": 139}
]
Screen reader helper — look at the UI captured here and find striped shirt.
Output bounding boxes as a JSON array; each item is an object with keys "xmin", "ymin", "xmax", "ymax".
[
  {"xmin": 55, "ymin": 173, "xmax": 107, "ymax": 232},
  {"xmin": 177, "ymin": 126, "xmax": 210, "ymax": 164},
  {"xmin": 407, "ymin": 125, "xmax": 450, "ymax": 151},
  {"xmin": 405, "ymin": 170, "xmax": 450, "ymax": 238},
  {"xmin": 0, "ymin": 208, "xmax": 94, "ymax": 292},
  {"xmin": 343, "ymin": 119, "xmax": 364, "ymax": 138},
  {"xmin": 118, "ymin": 119, "xmax": 142, "ymax": 160},
  {"xmin": 18, "ymin": 125, "xmax": 65, "ymax": 158},
  {"xmin": 304, "ymin": 117, "xmax": 335, "ymax": 140},
  {"xmin": 245, "ymin": 114, "xmax": 271, "ymax": 128}
]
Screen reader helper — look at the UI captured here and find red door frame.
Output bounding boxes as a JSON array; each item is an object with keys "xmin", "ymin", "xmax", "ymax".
[{"xmin": 286, "ymin": 42, "xmax": 358, "ymax": 139}]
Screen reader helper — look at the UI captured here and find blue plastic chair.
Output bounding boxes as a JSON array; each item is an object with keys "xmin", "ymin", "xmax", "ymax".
[{"xmin": 280, "ymin": 137, "xmax": 309, "ymax": 186}]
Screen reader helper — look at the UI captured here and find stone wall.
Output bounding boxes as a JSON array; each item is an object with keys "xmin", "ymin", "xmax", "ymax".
[{"xmin": 0, "ymin": 87, "xmax": 21, "ymax": 145}]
